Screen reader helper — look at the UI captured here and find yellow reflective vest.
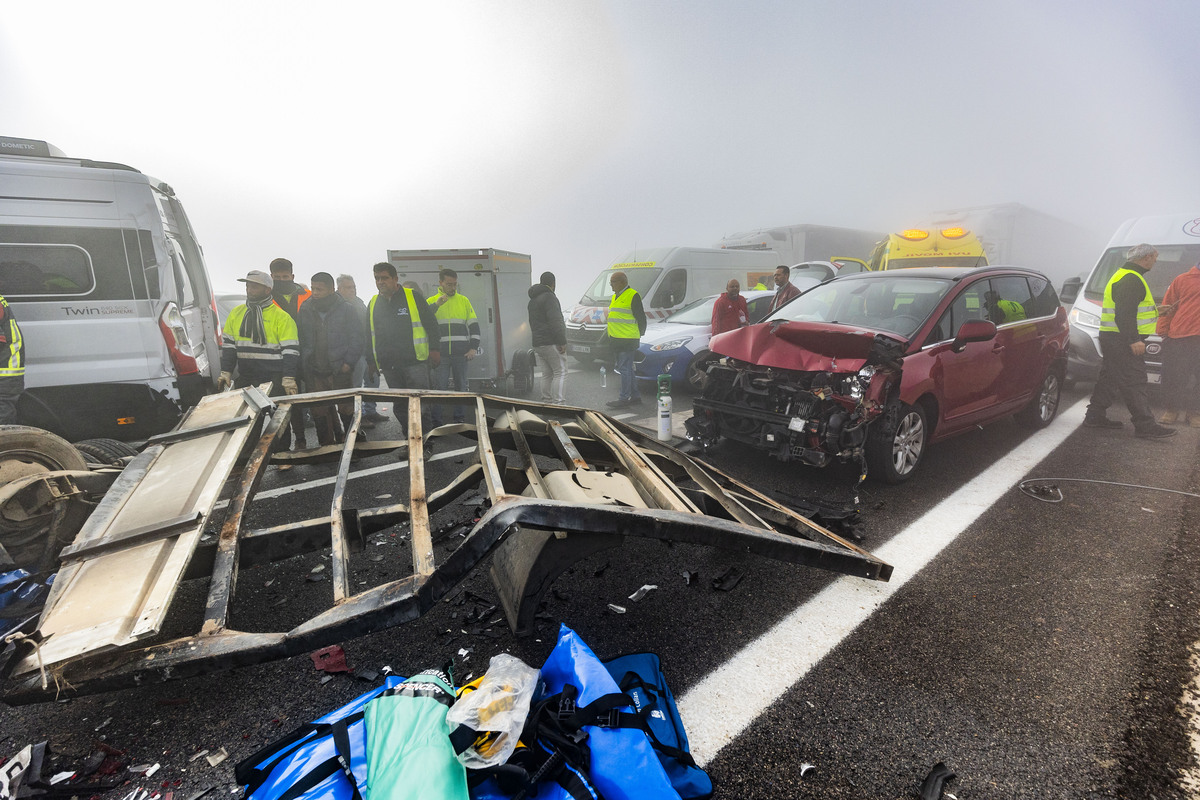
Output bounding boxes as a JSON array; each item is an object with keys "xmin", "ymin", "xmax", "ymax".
[
  {"xmin": 0, "ymin": 296, "xmax": 24, "ymax": 378},
  {"xmin": 221, "ymin": 303, "xmax": 299, "ymax": 377},
  {"xmin": 607, "ymin": 287, "xmax": 640, "ymax": 339},
  {"xmin": 1100, "ymin": 267, "xmax": 1156, "ymax": 335},
  {"xmin": 370, "ymin": 289, "xmax": 429, "ymax": 362},
  {"xmin": 428, "ymin": 292, "xmax": 479, "ymax": 356}
]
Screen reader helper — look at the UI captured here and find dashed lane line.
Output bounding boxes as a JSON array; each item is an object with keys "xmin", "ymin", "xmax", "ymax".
[{"xmin": 677, "ymin": 397, "xmax": 1088, "ymax": 766}]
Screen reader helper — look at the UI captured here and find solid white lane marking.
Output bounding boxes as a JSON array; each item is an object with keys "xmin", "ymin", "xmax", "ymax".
[{"xmin": 678, "ymin": 398, "xmax": 1088, "ymax": 765}]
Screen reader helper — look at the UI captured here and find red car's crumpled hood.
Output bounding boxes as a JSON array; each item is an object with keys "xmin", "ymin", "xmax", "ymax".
[{"xmin": 709, "ymin": 321, "xmax": 907, "ymax": 372}]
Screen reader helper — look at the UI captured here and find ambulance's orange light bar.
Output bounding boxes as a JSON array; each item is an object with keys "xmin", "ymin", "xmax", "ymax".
[
  {"xmin": 900, "ymin": 229, "xmax": 929, "ymax": 241},
  {"xmin": 940, "ymin": 227, "xmax": 968, "ymax": 239}
]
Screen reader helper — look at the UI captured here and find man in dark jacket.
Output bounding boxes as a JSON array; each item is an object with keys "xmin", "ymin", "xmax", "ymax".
[
  {"xmin": 367, "ymin": 262, "xmax": 441, "ymax": 433},
  {"xmin": 528, "ymin": 271, "xmax": 568, "ymax": 404},
  {"xmin": 270, "ymin": 257, "xmax": 312, "ymax": 449},
  {"xmin": 1085, "ymin": 243, "xmax": 1175, "ymax": 438},
  {"xmin": 298, "ymin": 272, "xmax": 365, "ymax": 445}
]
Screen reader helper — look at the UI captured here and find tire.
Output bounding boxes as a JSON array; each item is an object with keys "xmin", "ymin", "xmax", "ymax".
[
  {"xmin": 510, "ymin": 349, "xmax": 534, "ymax": 397},
  {"xmin": 74, "ymin": 438, "xmax": 140, "ymax": 466},
  {"xmin": 1015, "ymin": 368, "xmax": 1062, "ymax": 429},
  {"xmin": 0, "ymin": 425, "xmax": 89, "ymax": 487},
  {"xmin": 866, "ymin": 403, "xmax": 927, "ymax": 484}
]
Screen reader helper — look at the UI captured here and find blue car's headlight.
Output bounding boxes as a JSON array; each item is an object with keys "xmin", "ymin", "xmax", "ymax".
[{"xmin": 650, "ymin": 337, "xmax": 692, "ymax": 352}]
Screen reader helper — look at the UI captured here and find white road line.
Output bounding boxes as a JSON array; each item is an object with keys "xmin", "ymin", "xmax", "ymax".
[{"xmin": 678, "ymin": 397, "xmax": 1088, "ymax": 766}]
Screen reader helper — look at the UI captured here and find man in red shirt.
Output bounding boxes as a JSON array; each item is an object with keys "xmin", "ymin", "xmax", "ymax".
[
  {"xmin": 1156, "ymin": 262, "xmax": 1200, "ymax": 426},
  {"xmin": 711, "ymin": 279, "xmax": 749, "ymax": 336}
]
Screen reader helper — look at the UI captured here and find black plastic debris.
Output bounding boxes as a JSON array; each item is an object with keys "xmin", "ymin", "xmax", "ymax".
[
  {"xmin": 681, "ymin": 570, "xmax": 698, "ymax": 586},
  {"xmin": 353, "ymin": 668, "xmax": 379, "ymax": 682},
  {"xmin": 712, "ymin": 567, "xmax": 743, "ymax": 592},
  {"xmin": 593, "ymin": 562, "xmax": 611, "ymax": 578},
  {"xmin": 919, "ymin": 762, "xmax": 956, "ymax": 800}
]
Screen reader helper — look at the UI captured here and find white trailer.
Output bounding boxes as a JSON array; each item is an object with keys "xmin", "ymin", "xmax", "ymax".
[
  {"xmin": 714, "ymin": 223, "xmax": 885, "ymax": 272},
  {"xmin": 385, "ymin": 248, "xmax": 533, "ymax": 392}
]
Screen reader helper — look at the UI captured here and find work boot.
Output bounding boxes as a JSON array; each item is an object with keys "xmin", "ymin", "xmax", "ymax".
[
  {"xmin": 1158, "ymin": 410, "xmax": 1180, "ymax": 425},
  {"xmin": 1135, "ymin": 424, "xmax": 1177, "ymax": 439},
  {"xmin": 1082, "ymin": 416, "xmax": 1123, "ymax": 429}
]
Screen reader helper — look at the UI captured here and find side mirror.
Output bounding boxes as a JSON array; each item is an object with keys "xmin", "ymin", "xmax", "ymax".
[
  {"xmin": 952, "ymin": 319, "xmax": 996, "ymax": 352},
  {"xmin": 1059, "ymin": 276, "xmax": 1083, "ymax": 305}
]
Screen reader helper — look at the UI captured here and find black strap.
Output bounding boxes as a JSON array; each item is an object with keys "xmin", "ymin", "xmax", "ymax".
[
  {"xmin": 273, "ymin": 759, "xmax": 343, "ymax": 800},
  {"xmin": 328, "ymin": 717, "xmax": 363, "ymax": 800},
  {"xmin": 236, "ymin": 711, "xmax": 368, "ymax": 797}
]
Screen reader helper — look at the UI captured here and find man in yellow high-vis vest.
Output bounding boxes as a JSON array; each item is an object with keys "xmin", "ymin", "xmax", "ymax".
[
  {"xmin": 368, "ymin": 262, "xmax": 442, "ymax": 434},
  {"xmin": 1085, "ymin": 243, "xmax": 1175, "ymax": 438},
  {"xmin": 604, "ymin": 271, "xmax": 648, "ymax": 409},
  {"xmin": 428, "ymin": 268, "xmax": 480, "ymax": 427},
  {"xmin": 0, "ymin": 293, "xmax": 25, "ymax": 424}
]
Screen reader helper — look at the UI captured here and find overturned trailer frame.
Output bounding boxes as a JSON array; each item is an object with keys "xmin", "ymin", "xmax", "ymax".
[{"xmin": 1, "ymin": 387, "xmax": 891, "ymax": 704}]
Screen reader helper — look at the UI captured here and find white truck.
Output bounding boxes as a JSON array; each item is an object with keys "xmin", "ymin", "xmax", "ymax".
[
  {"xmin": 714, "ymin": 223, "xmax": 885, "ymax": 282},
  {"xmin": 384, "ymin": 248, "xmax": 534, "ymax": 393}
]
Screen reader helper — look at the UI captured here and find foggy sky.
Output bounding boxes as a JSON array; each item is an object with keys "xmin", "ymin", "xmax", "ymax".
[{"xmin": 2, "ymin": 0, "xmax": 1198, "ymax": 304}]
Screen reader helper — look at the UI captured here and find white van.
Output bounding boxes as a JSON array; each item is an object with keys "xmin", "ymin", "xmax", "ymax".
[
  {"xmin": 1061, "ymin": 213, "xmax": 1200, "ymax": 384},
  {"xmin": 565, "ymin": 246, "xmax": 782, "ymax": 364},
  {"xmin": 0, "ymin": 136, "xmax": 220, "ymax": 441}
]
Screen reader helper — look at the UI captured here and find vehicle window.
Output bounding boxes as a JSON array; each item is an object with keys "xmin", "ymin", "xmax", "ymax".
[
  {"xmin": 984, "ymin": 277, "xmax": 1034, "ymax": 325},
  {"xmin": 1084, "ymin": 245, "xmax": 1200, "ymax": 302},
  {"xmin": 579, "ymin": 268, "xmax": 662, "ymax": 305},
  {"xmin": 747, "ymin": 296, "xmax": 771, "ymax": 322},
  {"xmin": 651, "ymin": 269, "xmax": 688, "ymax": 307},
  {"xmin": 1024, "ymin": 276, "xmax": 1059, "ymax": 318},
  {"xmin": 886, "ymin": 255, "xmax": 988, "ymax": 270},
  {"xmin": 768, "ymin": 276, "xmax": 953, "ymax": 339},
  {"xmin": 167, "ymin": 238, "xmax": 196, "ymax": 308},
  {"xmin": 689, "ymin": 271, "xmax": 732, "ymax": 299},
  {"xmin": 664, "ymin": 295, "xmax": 718, "ymax": 325},
  {"xmin": 929, "ymin": 279, "xmax": 989, "ymax": 344},
  {"xmin": 0, "ymin": 243, "xmax": 95, "ymax": 295}
]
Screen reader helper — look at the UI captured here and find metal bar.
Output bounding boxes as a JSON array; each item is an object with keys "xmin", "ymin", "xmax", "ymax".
[
  {"xmin": 58, "ymin": 512, "xmax": 204, "ymax": 561},
  {"xmin": 505, "ymin": 407, "xmax": 550, "ymax": 498},
  {"xmin": 240, "ymin": 385, "xmax": 276, "ymax": 415},
  {"xmin": 145, "ymin": 415, "xmax": 256, "ymax": 446},
  {"xmin": 547, "ymin": 419, "xmax": 588, "ymax": 470},
  {"xmin": 201, "ymin": 405, "xmax": 289, "ymax": 635},
  {"xmin": 407, "ymin": 396, "xmax": 435, "ymax": 577},
  {"xmin": 474, "ymin": 396, "xmax": 505, "ymax": 502},
  {"xmin": 580, "ymin": 411, "xmax": 699, "ymax": 513},
  {"xmin": 328, "ymin": 395, "xmax": 363, "ymax": 602}
]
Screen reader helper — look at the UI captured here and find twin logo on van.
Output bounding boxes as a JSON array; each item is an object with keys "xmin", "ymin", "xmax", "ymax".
[
  {"xmin": 1183, "ymin": 218, "xmax": 1200, "ymax": 237},
  {"xmin": 61, "ymin": 305, "xmax": 135, "ymax": 317}
]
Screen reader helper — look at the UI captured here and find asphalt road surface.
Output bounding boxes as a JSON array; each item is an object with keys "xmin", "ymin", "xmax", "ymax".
[{"xmin": 4, "ymin": 367, "xmax": 1200, "ymax": 799}]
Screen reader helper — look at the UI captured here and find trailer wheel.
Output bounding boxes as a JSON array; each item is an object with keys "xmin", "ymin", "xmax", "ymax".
[
  {"xmin": 510, "ymin": 349, "xmax": 534, "ymax": 397},
  {"xmin": 0, "ymin": 425, "xmax": 88, "ymax": 488},
  {"xmin": 74, "ymin": 438, "xmax": 140, "ymax": 467}
]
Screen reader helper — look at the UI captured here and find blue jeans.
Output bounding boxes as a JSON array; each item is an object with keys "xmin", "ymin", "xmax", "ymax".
[
  {"xmin": 352, "ymin": 356, "xmax": 378, "ymax": 415},
  {"xmin": 615, "ymin": 349, "xmax": 640, "ymax": 402},
  {"xmin": 432, "ymin": 354, "xmax": 469, "ymax": 425}
]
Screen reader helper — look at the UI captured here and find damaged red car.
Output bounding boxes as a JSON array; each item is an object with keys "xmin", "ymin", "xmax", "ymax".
[{"xmin": 685, "ymin": 267, "xmax": 1069, "ymax": 482}]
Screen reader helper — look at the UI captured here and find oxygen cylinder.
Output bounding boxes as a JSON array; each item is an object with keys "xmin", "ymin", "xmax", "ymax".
[
  {"xmin": 657, "ymin": 374, "xmax": 672, "ymax": 442},
  {"xmin": 600, "ymin": 365, "xmax": 607, "ymax": 388}
]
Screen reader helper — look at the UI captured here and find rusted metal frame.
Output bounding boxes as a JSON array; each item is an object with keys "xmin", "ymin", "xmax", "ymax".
[
  {"xmin": 57, "ymin": 512, "xmax": 204, "ymax": 561},
  {"xmin": 407, "ymin": 396, "xmax": 435, "ymax": 578},
  {"xmin": 474, "ymin": 397, "xmax": 506, "ymax": 502},
  {"xmin": 328, "ymin": 395, "xmax": 364, "ymax": 602},
  {"xmin": 579, "ymin": 411, "xmax": 699, "ymax": 513},
  {"xmin": 504, "ymin": 406, "xmax": 551, "ymax": 498},
  {"xmin": 201, "ymin": 405, "xmax": 290, "ymax": 635},
  {"xmin": 547, "ymin": 419, "xmax": 588, "ymax": 470},
  {"xmin": 2, "ymin": 495, "xmax": 890, "ymax": 704},
  {"xmin": 144, "ymin": 415, "xmax": 256, "ymax": 446}
]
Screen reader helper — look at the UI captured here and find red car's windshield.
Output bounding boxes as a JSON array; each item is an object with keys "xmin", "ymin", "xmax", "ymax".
[{"xmin": 766, "ymin": 276, "xmax": 953, "ymax": 339}]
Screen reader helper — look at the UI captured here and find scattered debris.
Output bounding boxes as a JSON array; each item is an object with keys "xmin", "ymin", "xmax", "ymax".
[
  {"xmin": 309, "ymin": 564, "xmax": 325, "ymax": 574},
  {"xmin": 628, "ymin": 585, "xmax": 658, "ymax": 602},
  {"xmin": 552, "ymin": 588, "xmax": 570, "ymax": 601},
  {"xmin": 320, "ymin": 675, "xmax": 333, "ymax": 685},
  {"xmin": 354, "ymin": 668, "xmax": 379, "ymax": 682},
  {"xmin": 918, "ymin": 762, "xmax": 956, "ymax": 800},
  {"xmin": 369, "ymin": 555, "xmax": 385, "ymax": 563},
  {"xmin": 94, "ymin": 716, "xmax": 112, "ymax": 732},
  {"xmin": 204, "ymin": 748, "xmax": 228, "ymax": 768},
  {"xmin": 264, "ymin": 579, "xmax": 274, "ymax": 587},
  {"xmin": 607, "ymin": 604, "xmax": 627, "ymax": 614},
  {"xmin": 49, "ymin": 771, "xmax": 76, "ymax": 785},
  {"xmin": 181, "ymin": 785, "xmax": 216, "ymax": 800},
  {"xmin": 800, "ymin": 763, "xmax": 815, "ymax": 777},
  {"xmin": 305, "ymin": 573, "xmax": 326, "ymax": 583},
  {"xmin": 188, "ymin": 750, "xmax": 209, "ymax": 763},
  {"xmin": 144, "ymin": 764, "xmax": 161, "ymax": 778},
  {"xmin": 310, "ymin": 645, "xmax": 352, "ymax": 674},
  {"xmin": 593, "ymin": 562, "xmax": 611, "ymax": 578},
  {"xmin": 681, "ymin": 570, "xmax": 697, "ymax": 585},
  {"xmin": 712, "ymin": 566, "xmax": 743, "ymax": 592},
  {"xmin": 457, "ymin": 648, "xmax": 472, "ymax": 662}
]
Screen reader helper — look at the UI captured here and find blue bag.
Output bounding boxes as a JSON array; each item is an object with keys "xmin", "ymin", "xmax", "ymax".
[{"xmin": 237, "ymin": 676, "xmax": 405, "ymax": 800}]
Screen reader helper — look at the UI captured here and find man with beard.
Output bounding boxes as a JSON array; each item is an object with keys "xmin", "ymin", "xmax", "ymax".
[{"xmin": 298, "ymin": 272, "xmax": 364, "ymax": 445}]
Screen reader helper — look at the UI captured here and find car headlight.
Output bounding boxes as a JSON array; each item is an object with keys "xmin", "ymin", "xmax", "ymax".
[
  {"xmin": 650, "ymin": 337, "xmax": 692, "ymax": 352},
  {"xmin": 1069, "ymin": 307, "xmax": 1100, "ymax": 329}
]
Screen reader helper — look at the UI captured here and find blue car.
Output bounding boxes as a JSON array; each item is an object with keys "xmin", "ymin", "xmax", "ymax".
[{"xmin": 634, "ymin": 290, "xmax": 777, "ymax": 391}]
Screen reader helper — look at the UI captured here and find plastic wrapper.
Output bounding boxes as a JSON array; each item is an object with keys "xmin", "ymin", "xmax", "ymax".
[{"xmin": 446, "ymin": 653, "xmax": 539, "ymax": 769}]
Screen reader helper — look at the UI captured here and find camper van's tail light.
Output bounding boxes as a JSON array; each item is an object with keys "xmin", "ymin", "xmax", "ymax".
[
  {"xmin": 940, "ymin": 227, "xmax": 968, "ymax": 239},
  {"xmin": 900, "ymin": 229, "xmax": 929, "ymax": 241},
  {"xmin": 159, "ymin": 303, "xmax": 200, "ymax": 375},
  {"xmin": 210, "ymin": 293, "xmax": 223, "ymax": 367}
]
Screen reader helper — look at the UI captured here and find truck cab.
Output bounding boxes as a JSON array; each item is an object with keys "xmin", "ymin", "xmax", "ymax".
[{"xmin": 837, "ymin": 227, "xmax": 990, "ymax": 272}]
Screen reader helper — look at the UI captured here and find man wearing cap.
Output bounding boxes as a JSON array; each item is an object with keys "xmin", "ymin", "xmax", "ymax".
[
  {"xmin": 298, "ymin": 272, "xmax": 364, "ymax": 445},
  {"xmin": 367, "ymin": 262, "xmax": 442, "ymax": 432},
  {"xmin": 218, "ymin": 270, "xmax": 300, "ymax": 449}
]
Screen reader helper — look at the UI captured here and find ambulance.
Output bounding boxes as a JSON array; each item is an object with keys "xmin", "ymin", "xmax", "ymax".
[{"xmin": 837, "ymin": 227, "xmax": 990, "ymax": 272}]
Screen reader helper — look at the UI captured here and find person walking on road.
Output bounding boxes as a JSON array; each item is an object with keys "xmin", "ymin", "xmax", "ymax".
[
  {"xmin": 528, "ymin": 271, "xmax": 568, "ymax": 405},
  {"xmin": 768, "ymin": 264, "xmax": 802, "ymax": 313},
  {"xmin": 337, "ymin": 274, "xmax": 385, "ymax": 427},
  {"xmin": 269, "ymin": 257, "xmax": 312, "ymax": 449},
  {"xmin": 0, "ymin": 293, "xmax": 25, "ymax": 424},
  {"xmin": 604, "ymin": 271, "xmax": 647, "ymax": 409},
  {"xmin": 1084, "ymin": 244, "xmax": 1175, "ymax": 438},
  {"xmin": 1155, "ymin": 261, "xmax": 1200, "ymax": 426},
  {"xmin": 298, "ymin": 272, "xmax": 364, "ymax": 445},
  {"xmin": 367, "ymin": 262, "xmax": 441, "ymax": 433},
  {"xmin": 218, "ymin": 270, "xmax": 299, "ymax": 455},
  {"xmin": 711, "ymin": 279, "xmax": 749, "ymax": 336},
  {"xmin": 427, "ymin": 268, "xmax": 480, "ymax": 426}
]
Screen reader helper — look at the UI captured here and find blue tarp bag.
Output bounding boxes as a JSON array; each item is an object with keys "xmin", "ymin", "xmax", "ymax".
[{"xmin": 237, "ymin": 676, "xmax": 405, "ymax": 800}]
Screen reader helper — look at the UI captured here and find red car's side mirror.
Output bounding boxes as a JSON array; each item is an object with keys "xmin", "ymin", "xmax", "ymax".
[{"xmin": 952, "ymin": 319, "xmax": 997, "ymax": 352}]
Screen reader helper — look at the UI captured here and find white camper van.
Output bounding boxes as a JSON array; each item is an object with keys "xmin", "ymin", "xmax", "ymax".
[
  {"xmin": 565, "ymin": 247, "xmax": 781, "ymax": 364},
  {"xmin": 0, "ymin": 136, "xmax": 220, "ymax": 441},
  {"xmin": 1061, "ymin": 213, "xmax": 1200, "ymax": 384}
]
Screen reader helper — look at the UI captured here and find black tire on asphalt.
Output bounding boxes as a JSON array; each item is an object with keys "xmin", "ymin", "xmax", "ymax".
[
  {"xmin": 511, "ymin": 348, "xmax": 534, "ymax": 397},
  {"xmin": 865, "ymin": 403, "xmax": 927, "ymax": 484},
  {"xmin": 74, "ymin": 438, "xmax": 140, "ymax": 466},
  {"xmin": 1015, "ymin": 367, "xmax": 1063, "ymax": 429},
  {"xmin": 0, "ymin": 425, "xmax": 89, "ymax": 487}
]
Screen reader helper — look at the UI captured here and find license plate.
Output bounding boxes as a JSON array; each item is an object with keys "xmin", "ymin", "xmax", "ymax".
[
  {"xmin": 571, "ymin": 345, "xmax": 591, "ymax": 354},
  {"xmin": 1148, "ymin": 373, "xmax": 1161, "ymax": 384}
]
